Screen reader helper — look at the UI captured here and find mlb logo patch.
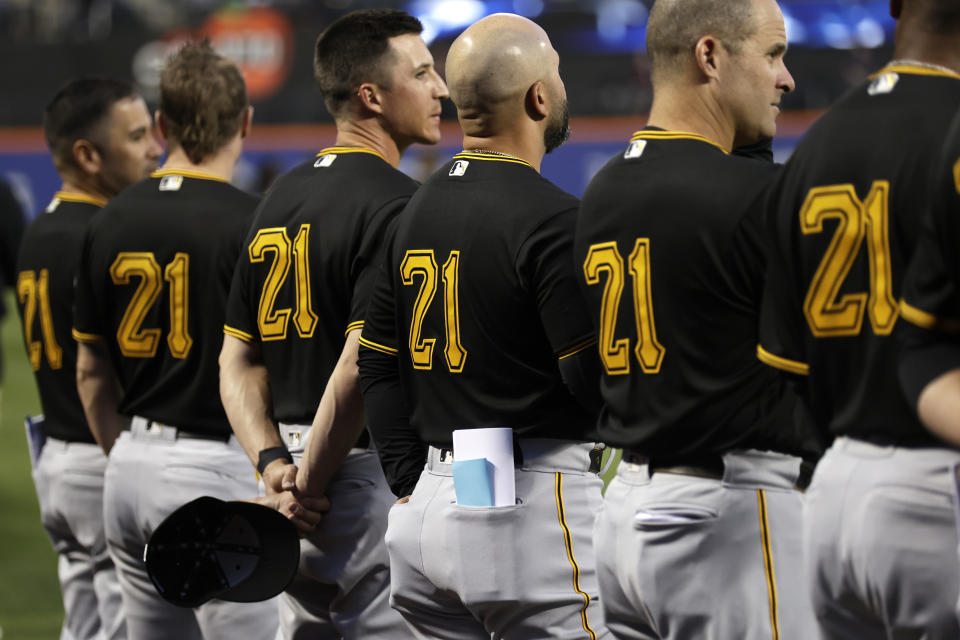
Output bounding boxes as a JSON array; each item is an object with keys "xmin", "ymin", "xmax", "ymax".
[
  {"xmin": 159, "ymin": 175, "xmax": 183, "ymax": 192},
  {"xmin": 449, "ymin": 160, "xmax": 469, "ymax": 177},
  {"xmin": 624, "ymin": 140, "xmax": 647, "ymax": 159},
  {"xmin": 315, "ymin": 154, "xmax": 337, "ymax": 168},
  {"xmin": 867, "ymin": 72, "xmax": 899, "ymax": 96}
]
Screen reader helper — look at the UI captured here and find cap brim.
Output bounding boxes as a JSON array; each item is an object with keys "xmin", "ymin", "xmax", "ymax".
[{"xmin": 145, "ymin": 496, "xmax": 299, "ymax": 607}]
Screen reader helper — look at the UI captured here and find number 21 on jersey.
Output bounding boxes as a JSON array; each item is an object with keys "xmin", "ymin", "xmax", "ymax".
[
  {"xmin": 401, "ymin": 249, "xmax": 467, "ymax": 373},
  {"xmin": 582, "ymin": 239, "xmax": 665, "ymax": 375},
  {"xmin": 17, "ymin": 269, "xmax": 62, "ymax": 371},
  {"xmin": 800, "ymin": 180, "xmax": 897, "ymax": 337}
]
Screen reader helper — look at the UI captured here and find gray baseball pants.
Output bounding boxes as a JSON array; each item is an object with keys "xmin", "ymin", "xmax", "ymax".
[
  {"xmin": 33, "ymin": 437, "xmax": 125, "ymax": 640},
  {"xmin": 385, "ymin": 440, "xmax": 610, "ymax": 639},
  {"xmin": 594, "ymin": 449, "xmax": 815, "ymax": 639},
  {"xmin": 276, "ymin": 423, "xmax": 410, "ymax": 639},
  {"xmin": 103, "ymin": 419, "xmax": 279, "ymax": 640},
  {"xmin": 805, "ymin": 437, "xmax": 960, "ymax": 639}
]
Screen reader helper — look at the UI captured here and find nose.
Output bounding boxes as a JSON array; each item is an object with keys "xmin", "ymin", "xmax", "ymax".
[
  {"xmin": 433, "ymin": 70, "xmax": 450, "ymax": 100},
  {"xmin": 778, "ymin": 60, "xmax": 796, "ymax": 94}
]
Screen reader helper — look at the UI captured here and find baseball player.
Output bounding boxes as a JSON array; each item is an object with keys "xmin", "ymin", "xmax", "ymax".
[
  {"xmin": 899, "ymin": 110, "xmax": 960, "ymax": 446},
  {"xmin": 15, "ymin": 77, "xmax": 161, "ymax": 640},
  {"xmin": 219, "ymin": 9, "xmax": 446, "ymax": 638},
  {"xmin": 72, "ymin": 42, "xmax": 290, "ymax": 640},
  {"xmin": 757, "ymin": 0, "xmax": 960, "ymax": 636},
  {"xmin": 358, "ymin": 14, "xmax": 610, "ymax": 638},
  {"xmin": 575, "ymin": 0, "xmax": 821, "ymax": 637}
]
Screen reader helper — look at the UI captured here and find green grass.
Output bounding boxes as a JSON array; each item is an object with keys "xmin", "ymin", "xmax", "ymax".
[{"xmin": 0, "ymin": 291, "xmax": 63, "ymax": 639}]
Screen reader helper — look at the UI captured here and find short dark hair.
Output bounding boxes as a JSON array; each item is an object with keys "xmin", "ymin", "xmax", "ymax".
[
  {"xmin": 159, "ymin": 40, "xmax": 247, "ymax": 164},
  {"xmin": 646, "ymin": 0, "xmax": 755, "ymax": 79},
  {"xmin": 314, "ymin": 9, "xmax": 423, "ymax": 117},
  {"xmin": 43, "ymin": 77, "xmax": 137, "ymax": 171}
]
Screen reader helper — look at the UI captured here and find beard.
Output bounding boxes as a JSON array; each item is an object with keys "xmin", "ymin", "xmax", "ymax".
[{"xmin": 543, "ymin": 99, "xmax": 570, "ymax": 154}]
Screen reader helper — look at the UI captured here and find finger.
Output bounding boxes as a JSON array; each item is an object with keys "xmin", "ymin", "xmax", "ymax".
[
  {"xmin": 289, "ymin": 501, "xmax": 324, "ymax": 526},
  {"xmin": 280, "ymin": 465, "xmax": 298, "ymax": 491},
  {"xmin": 300, "ymin": 496, "xmax": 331, "ymax": 512},
  {"xmin": 395, "ymin": 495, "xmax": 411, "ymax": 505}
]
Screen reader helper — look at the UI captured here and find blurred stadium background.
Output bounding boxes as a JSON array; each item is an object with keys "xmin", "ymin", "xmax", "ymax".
[{"xmin": 0, "ymin": 0, "xmax": 895, "ymax": 636}]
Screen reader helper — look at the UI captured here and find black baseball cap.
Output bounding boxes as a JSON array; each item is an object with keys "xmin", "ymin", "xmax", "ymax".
[{"xmin": 145, "ymin": 496, "xmax": 300, "ymax": 607}]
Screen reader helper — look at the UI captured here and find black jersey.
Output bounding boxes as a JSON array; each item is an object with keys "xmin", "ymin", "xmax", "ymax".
[
  {"xmin": 73, "ymin": 169, "xmax": 259, "ymax": 436},
  {"xmin": 898, "ymin": 110, "xmax": 960, "ymax": 406},
  {"xmin": 759, "ymin": 64, "xmax": 960, "ymax": 444},
  {"xmin": 15, "ymin": 193, "xmax": 103, "ymax": 442},
  {"xmin": 360, "ymin": 151, "xmax": 598, "ymax": 446},
  {"xmin": 575, "ymin": 129, "xmax": 811, "ymax": 459},
  {"xmin": 224, "ymin": 147, "xmax": 417, "ymax": 423}
]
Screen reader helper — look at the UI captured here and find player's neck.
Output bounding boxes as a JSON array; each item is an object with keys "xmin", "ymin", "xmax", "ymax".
[
  {"xmin": 334, "ymin": 118, "xmax": 402, "ymax": 169},
  {"xmin": 461, "ymin": 126, "xmax": 545, "ymax": 173},
  {"xmin": 58, "ymin": 174, "xmax": 113, "ymax": 204},
  {"xmin": 647, "ymin": 86, "xmax": 733, "ymax": 153},
  {"xmin": 892, "ymin": 29, "xmax": 960, "ymax": 75},
  {"xmin": 160, "ymin": 145, "xmax": 238, "ymax": 182}
]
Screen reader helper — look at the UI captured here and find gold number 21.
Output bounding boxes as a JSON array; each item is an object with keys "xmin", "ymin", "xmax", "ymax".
[
  {"xmin": 17, "ymin": 269, "xmax": 62, "ymax": 371},
  {"xmin": 582, "ymin": 239, "xmax": 665, "ymax": 375},
  {"xmin": 400, "ymin": 249, "xmax": 467, "ymax": 372},
  {"xmin": 800, "ymin": 181, "xmax": 897, "ymax": 337}
]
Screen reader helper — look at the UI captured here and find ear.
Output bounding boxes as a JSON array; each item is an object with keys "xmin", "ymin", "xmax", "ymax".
[
  {"xmin": 889, "ymin": 0, "xmax": 902, "ymax": 19},
  {"xmin": 525, "ymin": 80, "xmax": 549, "ymax": 122},
  {"xmin": 155, "ymin": 110, "xmax": 169, "ymax": 141},
  {"xmin": 694, "ymin": 35, "xmax": 723, "ymax": 80},
  {"xmin": 357, "ymin": 82, "xmax": 385, "ymax": 115},
  {"xmin": 72, "ymin": 139, "xmax": 101, "ymax": 176},
  {"xmin": 241, "ymin": 105, "xmax": 253, "ymax": 138}
]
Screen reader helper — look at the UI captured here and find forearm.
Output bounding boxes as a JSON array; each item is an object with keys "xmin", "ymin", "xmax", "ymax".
[
  {"xmin": 76, "ymin": 343, "xmax": 128, "ymax": 455},
  {"xmin": 917, "ymin": 369, "xmax": 960, "ymax": 447},
  {"xmin": 357, "ymin": 344, "xmax": 426, "ymax": 497},
  {"xmin": 297, "ymin": 330, "xmax": 367, "ymax": 498},
  {"xmin": 219, "ymin": 336, "xmax": 292, "ymax": 492}
]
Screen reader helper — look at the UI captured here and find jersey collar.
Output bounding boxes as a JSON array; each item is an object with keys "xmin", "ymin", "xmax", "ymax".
[
  {"xmin": 53, "ymin": 191, "xmax": 107, "ymax": 208},
  {"xmin": 151, "ymin": 168, "xmax": 228, "ymax": 183},
  {"xmin": 870, "ymin": 63, "xmax": 960, "ymax": 81},
  {"xmin": 453, "ymin": 150, "xmax": 533, "ymax": 168},
  {"xmin": 629, "ymin": 129, "xmax": 729, "ymax": 155},
  {"xmin": 317, "ymin": 147, "xmax": 387, "ymax": 163}
]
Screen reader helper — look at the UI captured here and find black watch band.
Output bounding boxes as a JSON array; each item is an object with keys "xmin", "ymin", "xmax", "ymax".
[{"xmin": 256, "ymin": 446, "xmax": 293, "ymax": 475}]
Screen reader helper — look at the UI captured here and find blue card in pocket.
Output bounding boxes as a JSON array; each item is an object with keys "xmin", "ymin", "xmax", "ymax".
[{"xmin": 451, "ymin": 458, "xmax": 494, "ymax": 506}]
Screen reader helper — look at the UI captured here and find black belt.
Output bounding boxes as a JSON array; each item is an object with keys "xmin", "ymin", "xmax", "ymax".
[
  {"xmin": 139, "ymin": 420, "xmax": 232, "ymax": 443},
  {"xmin": 623, "ymin": 450, "xmax": 815, "ymax": 491},
  {"xmin": 435, "ymin": 443, "xmax": 604, "ymax": 473}
]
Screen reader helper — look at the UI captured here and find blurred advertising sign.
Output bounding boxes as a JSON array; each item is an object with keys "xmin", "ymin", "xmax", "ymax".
[{"xmin": 132, "ymin": 6, "xmax": 294, "ymax": 102}]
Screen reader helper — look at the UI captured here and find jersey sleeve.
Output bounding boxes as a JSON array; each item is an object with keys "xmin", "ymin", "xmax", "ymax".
[
  {"xmin": 757, "ymin": 181, "xmax": 810, "ymax": 377},
  {"xmin": 358, "ymin": 218, "xmax": 402, "ymax": 356},
  {"xmin": 898, "ymin": 128, "xmax": 960, "ymax": 406},
  {"xmin": 348, "ymin": 195, "xmax": 410, "ymax": 333},
  {"xmin": 223, "ymin": 230, "xmax": 257, "ymax": 344},
  {"xmin": 516, "ymin": 204, "xmax": 597, "ymax": 359},
  {"xmin": 72, "ymin": 221, "xmax": 106, "ymax": 344}
]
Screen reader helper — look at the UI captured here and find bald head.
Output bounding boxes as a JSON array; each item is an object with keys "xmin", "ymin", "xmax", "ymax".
[{"xmin": 446, "ymin": 14, "xmax": 559, "ymax": 119}]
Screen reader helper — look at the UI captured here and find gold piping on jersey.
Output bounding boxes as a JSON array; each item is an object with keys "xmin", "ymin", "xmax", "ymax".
[
  {"xmin": 453, "ymin": 151, "xmax": 533, "ymax": 168},
  {"xmin": 151, "ymin": 168, "xmax": 228, "ymax": 183},
  {"xmin": 757, "ymin": 490, "xmax": 781, "ymax": 640},
  {"xmin": 899, "ymin": 299, "xmax": 960, "ymax": 334},
  {"xmin": 558, "ymin": 337, "xmax": 599, "ymax": 361},
  {"xmin": 756, "ymin": 344, "xmax": 810, "ymax": 376},
  {"xmin": 870, "ymin": 64, "xmax": 960, "ymax": 81},
  {"xmin": 72, "ymin": 327, "xmax": 105, "ymax": 343},
  {"xmin": 53, "ymin": 191, "xmax": 107, "ymax": 208},
  {"xmin": 345, "ymin": 320, "xmax": 364, "ymax": 337},
  {"xmin": 629, "ymin": 130, "xmax": 729, "ymax": 155},
  {"xmin": 359, "ymin": 335, "xmax": 399, "ymax": 356},
  {"xmin": 317, "ymin": 147, "xmax": 387, "ymax": 162},
  {"xmin": 224, "ymin": 325, "xmax": 256, "ymax": 343},
  {"xmin": 554, "ymin": 473, "xmax": 598, "ymax": 640}
]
